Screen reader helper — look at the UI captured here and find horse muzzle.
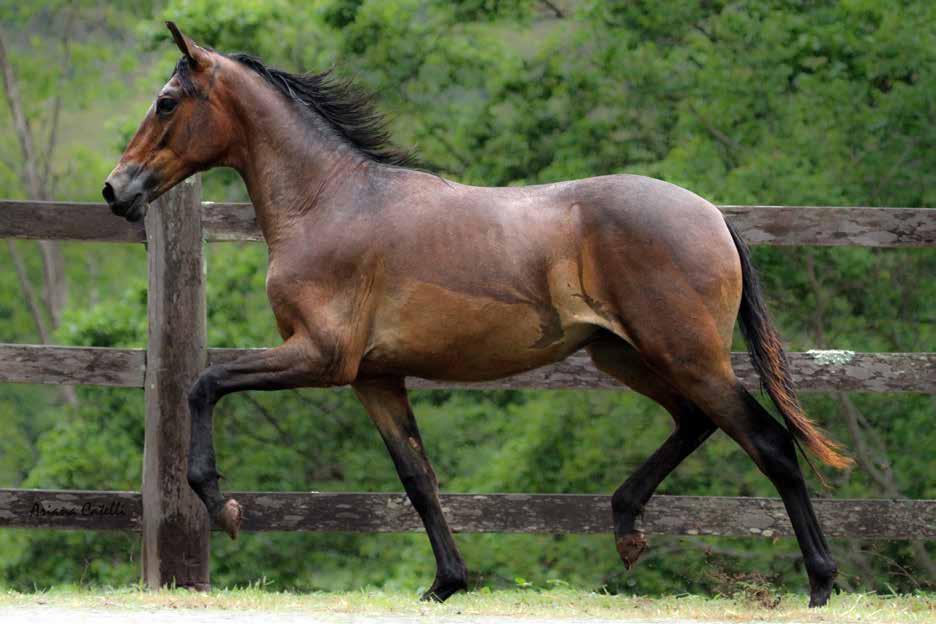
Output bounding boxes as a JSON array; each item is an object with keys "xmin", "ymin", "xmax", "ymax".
[{"xmin": 102, "ymin": 164, "xmax": 153, "ymax": 222}]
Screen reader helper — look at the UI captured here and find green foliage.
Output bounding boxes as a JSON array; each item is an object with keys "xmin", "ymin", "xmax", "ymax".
[
  {"xmin": 0, "ymin": 0, "xmax": 933, "ymax": 598},
  {"xmin": 152, "ymin": 0, "xmax": 292, "ymax": 60}
]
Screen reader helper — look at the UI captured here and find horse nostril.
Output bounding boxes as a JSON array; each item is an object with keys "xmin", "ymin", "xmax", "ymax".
[{"xmin": 102, "ymin": 182, "xmax": 116, "ymax": 204}]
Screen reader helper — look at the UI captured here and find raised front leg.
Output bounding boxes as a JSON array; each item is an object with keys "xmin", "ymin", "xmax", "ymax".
[
  {"xmin": 352, "ymin": 377, "xmax": 468, "ymax": 602},
  {"xmin": 187, "ymin": 339, "xmax": 345, "ymax": 539}
]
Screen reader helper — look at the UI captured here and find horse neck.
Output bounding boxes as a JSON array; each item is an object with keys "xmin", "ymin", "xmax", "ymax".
[{"xmin": 230, "ymin": 87, "xmax": 370, "ymax": 247}]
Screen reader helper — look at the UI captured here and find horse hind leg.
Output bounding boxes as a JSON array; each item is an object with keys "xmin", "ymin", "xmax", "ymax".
[
  {"xmin": 588, "ymin": 335, "xmax": 716, "ymax": 570},
  {"xmin": 641, "ymin": 337, "xmax": 838, "ymax": 607}
]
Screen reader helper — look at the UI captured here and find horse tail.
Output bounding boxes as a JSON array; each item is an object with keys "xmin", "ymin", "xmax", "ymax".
[{"xmin": 726, "ymin": 220, "xmax": 853, "ymax": 470}]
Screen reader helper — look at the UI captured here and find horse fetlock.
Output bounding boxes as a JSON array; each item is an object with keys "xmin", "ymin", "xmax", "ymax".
[
  {"xmin": 809, "ymin": 555, "xmax": 838, "ymax": 580},
  {"xmin": 442, "ymin": 559, "xmax": 468, "ymax": 586},
  {"xmin": 186, "ymin": 462, "xmax": 219, "ymax": 490},
  {"xmin": 616, "ymin": 531, "xmax": 649, "ymax": 570}
]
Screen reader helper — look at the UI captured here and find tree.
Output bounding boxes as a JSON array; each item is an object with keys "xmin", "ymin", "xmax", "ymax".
[{"xmin": 0, "ymin": 18, "xmax": 72, "ymax": 345}]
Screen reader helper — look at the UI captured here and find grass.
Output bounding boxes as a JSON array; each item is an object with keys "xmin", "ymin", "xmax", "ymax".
[{"xmin": 0, "ymin": 586, "xmax": 933, "ymax": 622}]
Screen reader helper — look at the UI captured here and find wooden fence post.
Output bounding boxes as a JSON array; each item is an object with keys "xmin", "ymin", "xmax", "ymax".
[{"xmin": 142, "ymin": 175, "xmax": 210, "ymax": 590}]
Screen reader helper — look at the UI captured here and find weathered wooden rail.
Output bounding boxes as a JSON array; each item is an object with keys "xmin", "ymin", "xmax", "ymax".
[
  {"xmin": 1, "ymin": 344, "xmax": 933, "ymax": 392},
  {"xmin": 3, "ymin": 489, "xmax": 932, "ymax": 540},
  {"xmin": 1, "ymin": 183, "xmax": 934, "ymax": 591},
  {"xmin": 3, "ymin": 200, "xmax": 935, "ymax": 246}
]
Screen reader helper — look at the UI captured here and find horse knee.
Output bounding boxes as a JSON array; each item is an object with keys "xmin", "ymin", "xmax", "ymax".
[
  {"xmin": 807, "ymin": 552, "xmax": 837, "ymax": 578},
  {"xmin": 188, "ymin": 366, "xmax": 224, "ymax": 411}
]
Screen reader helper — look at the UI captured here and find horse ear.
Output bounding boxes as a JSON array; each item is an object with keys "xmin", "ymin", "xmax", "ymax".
[{"xmin": 166, "ymin": 21, "xmax": 209, "ymax": 69}]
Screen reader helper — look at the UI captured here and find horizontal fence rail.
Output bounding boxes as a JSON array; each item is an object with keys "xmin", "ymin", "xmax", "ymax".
[
  {"xmin": 1, "ymin": 344, "xmax": 933, "ymax": 392},
  {"xmin": 0, "ymin": 201, "xmax": 146, "ymax": 242},
  {"xmin": 1, "ymin": 489, "xmax": 932, "ymax": 540},
  {"xmin": 0, "ymin": 344, "xmax": 145, "ymax": 387},
  {"xmin": 2, "ymin": 200, "xmax": 934, "ymax": 246}
]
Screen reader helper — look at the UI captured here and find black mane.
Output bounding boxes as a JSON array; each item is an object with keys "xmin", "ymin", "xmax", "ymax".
[{"xmin": 226, "ymin": 53, "xmax": 415, "ymax": 167}]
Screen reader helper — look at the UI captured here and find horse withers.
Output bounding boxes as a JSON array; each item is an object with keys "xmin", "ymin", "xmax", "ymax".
[{"xmin": 103, "ymin": 22, "xmax": 852, "ymax": 606}]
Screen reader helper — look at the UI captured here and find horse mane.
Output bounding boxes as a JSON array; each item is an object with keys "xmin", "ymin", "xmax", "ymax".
[{"xmin": 224, "ymin": 53, "xmax": 415, "ymax": 167}]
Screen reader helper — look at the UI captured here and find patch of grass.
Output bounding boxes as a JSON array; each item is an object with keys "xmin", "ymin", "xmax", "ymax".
[{"xmin": 0, "ymin": 586, "xmax": 933, "ymax": 622}]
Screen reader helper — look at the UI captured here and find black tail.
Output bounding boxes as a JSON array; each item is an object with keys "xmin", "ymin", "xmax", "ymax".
[{"xmin": 726, "ymin": 220, "xmax": 853, "ymax": 470}]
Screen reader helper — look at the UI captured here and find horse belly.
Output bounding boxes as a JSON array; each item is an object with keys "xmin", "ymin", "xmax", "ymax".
[{"xmin": 362, "ymin": 280, "xmax": 597, "ymax": 382}]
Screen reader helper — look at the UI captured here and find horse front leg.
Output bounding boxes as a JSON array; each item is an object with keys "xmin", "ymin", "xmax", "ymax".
[
  {"xmin": 186, "ymin": 339, "xmax": 339, "ymax": 538},
  {"xmin": 352, "ymin": 376, "xmax": 468, "ymax": 602}
]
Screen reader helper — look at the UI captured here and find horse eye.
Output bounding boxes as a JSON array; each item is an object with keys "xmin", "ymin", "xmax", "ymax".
[{"xmin": 156, "ymin": 98, "xmax": 178, "ymax": 116}]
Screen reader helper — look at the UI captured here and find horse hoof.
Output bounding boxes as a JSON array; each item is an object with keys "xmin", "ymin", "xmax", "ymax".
[
  {"xmin": 217, "ymin": 498, "xmax": 242, "ymax": 540},
  {"xmin": 420, "ymin": 576, "xmax": 467, "ymax": 602},
  {"xmin": 616, "ymin": 531, "xmax": 648, "ymax": 569},
  {"xmin": 808, "ymin": 578, "xmax": 834, "ymax": 608}
]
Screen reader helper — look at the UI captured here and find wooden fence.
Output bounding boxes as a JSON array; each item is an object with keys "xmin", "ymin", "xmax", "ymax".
[{"xmin": 1, "ymin": 178, "xmax": 934, "ymax": 590}]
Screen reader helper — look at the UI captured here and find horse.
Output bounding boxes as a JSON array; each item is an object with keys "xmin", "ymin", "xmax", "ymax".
[{"xmin": 103, "ymin": 22, "xmax": 852, "ymax": 606}]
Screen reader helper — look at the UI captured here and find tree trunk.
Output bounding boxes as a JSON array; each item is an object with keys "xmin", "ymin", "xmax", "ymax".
[{"xmin": 0, "ymin": 26, "xmax": 74, "ymax": 405}]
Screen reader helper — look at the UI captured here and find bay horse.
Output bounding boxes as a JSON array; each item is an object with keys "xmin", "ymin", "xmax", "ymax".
[{"xmin": 103, "ymin": 22, "xmax": 852, "ymax": 606}]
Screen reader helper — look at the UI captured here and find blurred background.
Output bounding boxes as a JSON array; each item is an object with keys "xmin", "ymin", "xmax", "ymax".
[{"xmin": 0, "ymin": 0, "xmax": 933, "ymax": 597}]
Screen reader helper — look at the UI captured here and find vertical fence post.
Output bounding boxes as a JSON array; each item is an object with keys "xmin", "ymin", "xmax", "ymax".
[{"xmin": 142, "ymin": 175, "xmax": 210, "ymax": 589}]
